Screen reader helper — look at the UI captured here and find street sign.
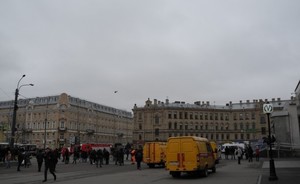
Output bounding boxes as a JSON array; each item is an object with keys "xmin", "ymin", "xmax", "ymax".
[{"xmin": 263, "ymin": 104, "xmax": 273, "ymax": 114}]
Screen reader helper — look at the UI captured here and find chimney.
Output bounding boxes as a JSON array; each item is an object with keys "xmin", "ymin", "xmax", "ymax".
[{"xmin": 166, "ymin": 99, "xmax": 169, "ymax": 105}]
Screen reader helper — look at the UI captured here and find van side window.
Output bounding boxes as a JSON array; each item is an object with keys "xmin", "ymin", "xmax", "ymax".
[{"xmin": 206, "ymin": 143, "xmax": 212, "ymax": 153}]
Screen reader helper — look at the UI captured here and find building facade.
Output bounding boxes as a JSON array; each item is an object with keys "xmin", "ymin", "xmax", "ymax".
[
  {"xmin": 0, "ymin": 93, "xmax": 133, "ymax": 149},
  {"xmin": 132, "ymin": 98, "xmax": 289, "ymax": 147},
  {"xmin": 271, "ymin": 81, "xmax": 300, "ymax": 152}
]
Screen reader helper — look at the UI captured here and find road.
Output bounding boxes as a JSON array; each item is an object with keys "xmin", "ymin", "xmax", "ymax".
[{"xmin": 1, "ymin": 158, "xmax": 264, "ymax": 184}]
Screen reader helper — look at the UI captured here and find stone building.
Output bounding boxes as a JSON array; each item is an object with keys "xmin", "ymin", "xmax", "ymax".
[
  {"xmin": 271, "ymin": 81, "xmax": 300, "ymax": 153},
  {"xmin": 132, "ymin": 98, "xmax": 289, "ymax": 147},
  {"xmin": 0, "ymin": 93, "xmax": 133, "ymax": 148}
]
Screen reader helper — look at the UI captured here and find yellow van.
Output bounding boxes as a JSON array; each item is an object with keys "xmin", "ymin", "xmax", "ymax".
[
  {"xmin": 143, "ymin": 142, "xmax": 166, "ymax": 168},
  {"xmin": 165, "ymin": 136, "xmax": 216, "ymax": 178},
  {"xmin": 210, "ymin": 141, "xmax": 220, "ymax": 164}
]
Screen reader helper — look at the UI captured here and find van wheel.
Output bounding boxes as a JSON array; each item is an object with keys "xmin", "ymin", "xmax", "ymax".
[
  {"xmin": 202, "ymin": 167, "xmax": 208, "ymax": 177},
  {"xmin": 212, "ymin": 166, "xmax": 216, "ymax": 173},
  {"xmin": 171, "ymin": 171, "xmax": 181, "ymax": 178}
]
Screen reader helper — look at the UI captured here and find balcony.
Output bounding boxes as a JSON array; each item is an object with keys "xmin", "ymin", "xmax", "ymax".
[
  {"xmin": 86, "ymin": 129, "xmax": 95, "ymax": 135},
  {"xmin": 22, "ymin": 128, "xmax": 33, "ymax": 133},
  {"xmin": 58, "ymin": 127, "xmax": 67, "ymax": 131}
]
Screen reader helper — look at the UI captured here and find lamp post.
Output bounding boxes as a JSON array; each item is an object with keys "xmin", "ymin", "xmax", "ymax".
[
  {"xmin": 9, "ymin": 74, "xmax": 34, "ymax": 148},
  {"xmin": 263, "ymin": 103, "xmax": 278, "ymax": 181}
]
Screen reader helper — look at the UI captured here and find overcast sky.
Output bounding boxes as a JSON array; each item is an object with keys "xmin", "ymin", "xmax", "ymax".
[{"xmin": 0, "ymin": 0, "xmax": 299, "ymax": 112}]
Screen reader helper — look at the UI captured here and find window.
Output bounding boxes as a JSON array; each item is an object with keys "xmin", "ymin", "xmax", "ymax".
[
  {"xmin": 155, "ymin": 128, "xmax": 159, "ymax": 136},
  {"xmin": 195, "ymin": 113, "xmax": 198, "ymax": 120},
  {"xmin": 225, "ymin": 113, "xmax": 229, "ymax": 121},
  {"xmin": 210, "ymin": 113, "xmax": 213, "ymax": 120},
  {"xmin": 168, "ymin": 122, "xmax": 172, "ymax": 129},
  {"xmin": 139, "ymin": 124, "xmax": 142, "ymax": 130},
  {"xmin": 245, "ymin": 113, "xmax": 249, "ymax": 120},
  {"xmin": 139, "ymin": 134, "xmax": 142, "ymax": 140},
  {"xmin": 234, "ymin": 123, "xmax": 237, "ymax": 130},
  {"xmin": 200, "ymin": 113, "xmax": 203, "ymax": 120},
  {"xmin": 60, "ymin": 121, "xmax": 65, "ymax": 128},
  {"xmin": 155, "ymin": 115, "xmax": 159, "ymax": 124},
  {"xmin": 174, "ymin": 112, "xmax": 177, "ymax": 119},
  {"xmin": 239, "ymin": 113, "xmax": 243, "ymax": 120},
  {"xmin": 220, "ymin": 113, "xmax": 224, "ymax": 120},
  {"xmin": 174, "ymin": 123, "xmax": 177, "ymax": 129},
  {"xmin": 168, "ymin": 112, "xmax": 172, "ymax": 119},
  {"xmin": 240, "ymin": 123, "xmax": 244, "ymax": 130},
  {"xmin": 261, "ymin": 127, "xmax": 266, "ymax": 135},
  {"xmin": 252, "ymin": 123, "xmax": 256, "ymax": 130},
  {"xmin": 215, "ymin": 113, "xmax": 218, "ymax": 120},
  {"xmin": 233, "ymin": 113, "xmax": 237, "ymax": 120},
  {"xmin": 251, "ymin": 112, "xmax": 256, "ymax": 120},
  {"xmin": 260, "ymin": 115, "xmax": 266, "ymax": 124},
  {"xmin": 247, "ymin": 134, "xmax": 250, "ymax": 140}
]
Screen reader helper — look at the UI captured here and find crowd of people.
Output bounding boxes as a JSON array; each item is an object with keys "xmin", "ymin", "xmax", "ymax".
[
  {"xmin": 0, "ymin": 145, "xmax": 144, "ymax": 182},
  {"xmin": 223, "ymin": 145, "xmax": 260, "ymax": 164}
]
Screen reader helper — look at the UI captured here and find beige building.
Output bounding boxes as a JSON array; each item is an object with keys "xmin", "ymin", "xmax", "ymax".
[
  {"xmin": 132, "ymin": 98, "xmax": 289, "ymax": 147},
  {"xmin": 0, "ymin": 93, "xmax": 133, "ymax": 149}
]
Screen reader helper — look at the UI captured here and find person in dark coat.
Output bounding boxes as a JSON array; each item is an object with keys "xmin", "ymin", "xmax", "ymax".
[
  {"xmin": 36, "ymin": 149, "xmax": 44, "ymax": 172},
  {"xmin": 17, "ymin": 148, "xmax": 25, "ymax": 171},
  {"xmin": 135, "ymin": 149, "xmax": 143, "ymax": 170},
  {"xmin": 96, "ymin": 149, "xmax": 103, "ymax": 168},
  {"xmin": 43, "ymin": 148, "xmax": 56, "ymax": 182},
  {"xmin": 103, "ymin": 148, "xmax": 110, "ymax": 165}
]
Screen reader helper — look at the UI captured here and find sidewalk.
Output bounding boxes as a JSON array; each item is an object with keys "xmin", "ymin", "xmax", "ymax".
[{"xmin": 258, "ymin": 159, "xmax": 300, "ymax": 184}]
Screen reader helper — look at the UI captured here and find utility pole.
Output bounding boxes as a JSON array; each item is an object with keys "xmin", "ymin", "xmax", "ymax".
[{"xmin": 9, "ymin": 74, "xmax": 34, "ymax": 148}]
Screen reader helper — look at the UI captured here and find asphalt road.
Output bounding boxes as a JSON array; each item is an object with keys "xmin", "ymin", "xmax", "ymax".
[{"xmin": 1, "ymin": 157, "xmax": 265, "ymax": 184}]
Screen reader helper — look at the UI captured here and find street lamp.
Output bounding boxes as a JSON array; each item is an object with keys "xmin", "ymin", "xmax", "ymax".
[
  {"xmin": 9, "ymin": 74, "xmax": 34, "ymax": 148},
  {"xmin": 263, "ymin": 102, "xmax": 278, "ymax": 181}
]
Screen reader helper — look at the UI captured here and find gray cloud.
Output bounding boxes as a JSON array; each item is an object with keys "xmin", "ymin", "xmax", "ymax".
[{"xmin": 0, "ymin": 0, "xmax": 299, "ymax": 111}]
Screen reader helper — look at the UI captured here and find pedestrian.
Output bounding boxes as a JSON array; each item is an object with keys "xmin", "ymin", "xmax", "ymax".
[
  {"xmin": 43, "ymin": 147, "xmax": 56, "ymax": 182},
  {"xmin": 103, "ymin": 148, "xmax": 110, "ymax": 165},
  {"xmin": 36, "ymin": 149, "xmax": 44, "ymax": 172},
  {"xmin": 235, "ymin": 147, "xmax": 243, "ymax": 165},
  {"xmin": 64, "ymin": 148, "xmax": 70, "ymax": 164},
  {"xmin": 131, "ymin": 149, "xmax": 136, "ymax": 165},
  {"xmin": 72, "ymin": 149, "xmax": 79, "ymax": 164},
  {"xmin": 96, "ymin": 149, "xmax": 103, "ymax": 168},
  {"xmin": 53, "ymin": 148, "xmax": 59, "ymax": 171},
  {"xmin": 17, "ymin": 148, "xmax": 25, "ymax": 171},
  {"xmin": 225, "ymin": 146, "xmax": 229, "ymax": 160},
  {"xmin": 255, "ymin": 146, "xmax": 260, "ymax": 162},
  {"xmin": 248, "ymin": 146, "xmax": 253, "ymax": 162},
  {"xmin": 135, "ymin": 149, "xmax": 143, "ymax": 170},
  {"xmin": 24, "ymin": 151, "xmax": 31, "ymax": 168},
  {"xmin": 5, "ymin": 150, "xmax": 12, "ymax": 168}
]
